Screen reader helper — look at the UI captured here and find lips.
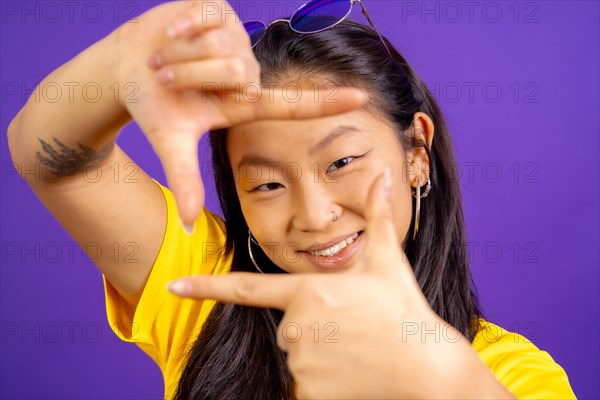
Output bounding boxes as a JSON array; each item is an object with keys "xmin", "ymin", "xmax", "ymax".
[
  {"xmin": 307, "ymin": 232, "xmax": 359, "ymax": 257},
  {"xmin": 300, "ymin": 231, "xmax": 365, "ymax": 270},
  {"xmin": 302, "ymin": 231, "xmax": 362, "ymax": 251}
]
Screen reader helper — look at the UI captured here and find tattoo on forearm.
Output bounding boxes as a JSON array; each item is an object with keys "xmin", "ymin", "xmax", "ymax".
[{"xmin": 35, "ymin": 137, "xmax": 114, "ymax": 178}]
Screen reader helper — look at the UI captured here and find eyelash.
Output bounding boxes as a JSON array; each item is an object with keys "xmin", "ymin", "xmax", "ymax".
[
  {"xmin": 249, "ymin": 154, "xmax": 366, "ymax": 193},
  {"xmin": 252, "ymin": 182, "xmax": 283, "ymax": 192},
  {"xmin": 326, "ymin": 156, "xmax": 355, "ymax": 173}
]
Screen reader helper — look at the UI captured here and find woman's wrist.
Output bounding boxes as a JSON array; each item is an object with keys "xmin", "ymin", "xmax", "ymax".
[
  {"xmin": 388, "ymin": 315, "xmax": 515, "ymax": 399},
  {"xmin": 446, "ymin": 339, "xmax": 516, "ymax": 399},
  {"xmin": 103, "ymin": 25, "xmax": 136, "ymax": 111},
  {"xmin": 466, "ymin": 362, "xmax": 516, "ymax": 398}
]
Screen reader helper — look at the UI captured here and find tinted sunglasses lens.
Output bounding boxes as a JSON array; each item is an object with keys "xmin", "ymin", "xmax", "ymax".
[
  {"xmin": 243, "ymin": 21, "xmax": 266, "ymax": 47},
  {"xmin": 290, "ymin": 0, "xmax": 352, "ymax": 33}
]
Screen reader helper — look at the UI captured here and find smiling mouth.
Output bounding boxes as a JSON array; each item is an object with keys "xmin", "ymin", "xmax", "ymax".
[{"xmin": 306, "ymin": 231, "xmax": 364, "ymax": 257}]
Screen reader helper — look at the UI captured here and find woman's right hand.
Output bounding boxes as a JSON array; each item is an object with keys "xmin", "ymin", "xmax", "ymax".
[{"xmin": 112, "ymin": 1, "xmax": 368, "ymax": 230}]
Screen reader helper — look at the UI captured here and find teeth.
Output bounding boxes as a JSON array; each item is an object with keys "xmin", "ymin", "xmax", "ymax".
[{"xmin": 310, "ymin": 232, "xmax": 359, "ymax": 257}]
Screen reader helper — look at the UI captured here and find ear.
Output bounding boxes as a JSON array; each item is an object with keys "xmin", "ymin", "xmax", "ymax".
[{"xmin": 405, "ymin": 112, "xmax": 435, "ymax": 188}]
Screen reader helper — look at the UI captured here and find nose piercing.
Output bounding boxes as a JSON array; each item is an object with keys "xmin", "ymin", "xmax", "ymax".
[{"xmin": 332, "ymin": 211, "xmax": 338, "ymax": 222}]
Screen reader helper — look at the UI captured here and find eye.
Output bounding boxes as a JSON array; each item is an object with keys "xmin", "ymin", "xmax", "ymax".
[
  {"xmin": 326, "ymin": 156, "xmax": 355, "ymax": 173},
  {"xmin": 249, "ymin": 182, "xmax": 283, "ymax": 192}
]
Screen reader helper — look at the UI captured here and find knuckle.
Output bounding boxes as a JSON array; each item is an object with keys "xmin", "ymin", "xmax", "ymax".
[
  {"xmin": 288, "ymin": 355, "xmax": 308, "ymax": 380},
  {"xmin": 202, "ymin": 33, "xmax": 221, "ymax": 56},
  {"xmin": 232, "ymin": 275, "xmax": 255, "ymax": 302},
  {"xmin": 168, "ymin": 67, "xmax": 182, "ymax": 86},
  {"xmin": 277, "ymin": 322, "xmax": 295, "ymax": 350},
  {"xmin": 297, "ymin": 279, "xmax": 329, "ymax": 305},
  {"xmin": 280, "ymin": 321, "xmax": 301, "ymax": 341},
  {"xmin": 153, "ymin": 49, "xmax": 166, "ymax": 64},
  {"xmin": 296, "ymin": 278, "xmax": 313, "ymax": 295},
  {"xmin": 227, "ymin": 58, "xmax": 246, "ymax": 82},
  {"xmin": 311, "ymin": 286, "xmax": 339, "ymax": 308}
]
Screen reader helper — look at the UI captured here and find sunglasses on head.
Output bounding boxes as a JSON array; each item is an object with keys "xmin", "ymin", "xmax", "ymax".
[{"xmin": 243, "ymin": 0, "xmax": 391, "ymax": 55}]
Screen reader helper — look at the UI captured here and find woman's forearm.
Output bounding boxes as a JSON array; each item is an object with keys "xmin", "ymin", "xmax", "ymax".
[{"xmin": 7, "ymin": 28, "xmax": 132, "ymax": 182}]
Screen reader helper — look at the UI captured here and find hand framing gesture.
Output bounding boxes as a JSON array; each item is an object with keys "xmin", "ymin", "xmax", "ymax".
[
  {"xmin": 114, "ymin": 1, "xmax": 367, "ymax": 230},
  {"xmin": 167, "ymin": 168, "xmax": 512, "ymax": 399}
]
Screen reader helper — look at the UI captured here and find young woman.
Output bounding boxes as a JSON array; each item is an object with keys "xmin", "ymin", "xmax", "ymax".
[{"xmin": 8, "ymin": 1, "xmax": 576, "ymax": 399}]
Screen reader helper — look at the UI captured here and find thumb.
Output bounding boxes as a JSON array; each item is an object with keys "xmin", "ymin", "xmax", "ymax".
[
  {"xmin": 364, "ymin": 165, "xmax": 399, "ymax": 261},
  {"xmin": 150, "ymin": 131, "xmax": 205, "ymax": 234}
]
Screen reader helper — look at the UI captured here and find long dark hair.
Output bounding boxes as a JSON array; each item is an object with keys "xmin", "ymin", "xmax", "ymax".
[{"xmin": 174, "ymin": 20, "xmax": 483, "ymax": 399}]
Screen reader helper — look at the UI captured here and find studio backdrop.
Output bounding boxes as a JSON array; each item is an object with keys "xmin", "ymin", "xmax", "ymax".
[{"xmin": 1, "ymin": 0, "xmax": 598, "ymax": 398}]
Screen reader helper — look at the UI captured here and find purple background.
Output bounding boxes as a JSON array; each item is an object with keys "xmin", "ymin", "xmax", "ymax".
[{"xmin": 1, "ymin": 0, "xmax": 598, "ymax": 398}]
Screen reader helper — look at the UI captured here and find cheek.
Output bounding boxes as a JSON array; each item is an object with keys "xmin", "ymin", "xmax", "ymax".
[
  {"xmin": 239, "ymin": 198, "xmax": 287, "ymax": 248},
  {"xmin": 238, "ymin": 197, "xmax": 264, "ymax": 236},
  {"xmin": 345, "ymin": 160, "xmax": 412, "ymax": 207},
  {"xmin": 241, "ymin": 205, "xmax": 268, "ymax": 234}
]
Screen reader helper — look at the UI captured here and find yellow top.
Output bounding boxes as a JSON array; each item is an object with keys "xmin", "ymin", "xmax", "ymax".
[{"xmin": 103, "ymin": 179, "xmax": 576, "ymax": 399}]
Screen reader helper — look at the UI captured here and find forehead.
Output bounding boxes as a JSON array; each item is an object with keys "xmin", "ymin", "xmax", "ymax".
[{"xmin": 227, "ymin": 108, "xmax": 392, "ymax": 160}]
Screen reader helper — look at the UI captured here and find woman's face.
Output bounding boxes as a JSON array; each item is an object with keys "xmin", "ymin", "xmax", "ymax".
[{"xmin": 227, "ymin": 107, "xmax": 433, "ymax": 274}]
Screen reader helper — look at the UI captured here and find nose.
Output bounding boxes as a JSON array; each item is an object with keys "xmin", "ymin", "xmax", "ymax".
[{"xmin": 290, "ymin": 181, "xmax": 338, "ymax": 232}]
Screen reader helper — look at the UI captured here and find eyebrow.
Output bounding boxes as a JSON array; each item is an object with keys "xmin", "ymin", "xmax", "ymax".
[
  {"xmin": 237, "ymin": 125, "xmax": 364, "ymax": 172},
  {"xmin": 237, "ymin": 154, "xmax": 282, "ymax": 172},
  {"xmin": 309, "ymin": 125, "xmax": 363, "ymax": 155}
]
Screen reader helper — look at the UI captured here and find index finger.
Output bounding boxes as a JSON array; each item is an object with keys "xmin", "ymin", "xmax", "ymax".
[
  {"xmin": 252, "ymin": 87, "xmax": 369, "ymax": 121},
  {"xmin": 167, "ymin": 272, "xmax": 301, "ymax": 310}
]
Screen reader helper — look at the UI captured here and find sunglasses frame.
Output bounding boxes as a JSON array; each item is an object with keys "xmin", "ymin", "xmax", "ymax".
[{"xmin": 244, "ymin": 0, "xmax": 391, "ymax": 55}]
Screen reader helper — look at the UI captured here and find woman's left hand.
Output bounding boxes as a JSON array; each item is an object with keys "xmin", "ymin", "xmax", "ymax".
[{"xmin": 167, "ymin": 167, "xmax": 513, "ymax": 399}]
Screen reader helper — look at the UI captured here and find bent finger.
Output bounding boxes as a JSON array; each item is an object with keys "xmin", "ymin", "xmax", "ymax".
[
  {"xmin": 147, "ymin": 131, "xmax": 204, "ymax": 232},
  {"xmin": 149, "ymin": 27, "xmax": 241, "ymax": 69},
  {"xmin": 154, "ymin": 56, "xmax": 259, "ymax": 91}
]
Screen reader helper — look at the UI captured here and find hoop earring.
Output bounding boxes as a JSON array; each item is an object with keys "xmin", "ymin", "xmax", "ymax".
[
  {"xmin": 248, "ymin": 229, "xmax": 265, "ymax": 274},
  {"xmin": 412, "ymin": 176, "xmax": 431, "ymax": 240}
]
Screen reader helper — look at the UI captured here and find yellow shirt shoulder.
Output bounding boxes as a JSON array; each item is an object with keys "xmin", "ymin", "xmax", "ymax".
[
  {"xmin": 102, "ymin": 179, "xmax": 231, "ymax": 399},
  {"xmin": 473, "ymin": 319, "xmax": 576, "ymax": 399}
]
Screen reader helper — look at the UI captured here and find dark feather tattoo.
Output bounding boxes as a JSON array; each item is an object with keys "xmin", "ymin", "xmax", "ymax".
[{"xmin": 35, "ymin": 137, "xmax": 114, "ymax": 178}]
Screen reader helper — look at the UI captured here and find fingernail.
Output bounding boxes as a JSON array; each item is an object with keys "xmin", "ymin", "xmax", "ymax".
[
  {"xmin": 148, "ymin": 53, "xmax": 162, "ymax": 69},
  {"xmin": 357, "ymin": 89, "xmax": 369, "ymax": 103},
  {"xmin": 180, "ymin": 218, "xmax": 195, "ymax": 235},
  {"xmin": 167, "ymin": 17, "xmax": 192, "ymax": 38},
  {"xmin": 157, "ymin": 68, "xmax": 174, "ymax": 85},
  {"xmin": 167, "ymin": 280, "xmax": 191, "ymax": 295}
]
